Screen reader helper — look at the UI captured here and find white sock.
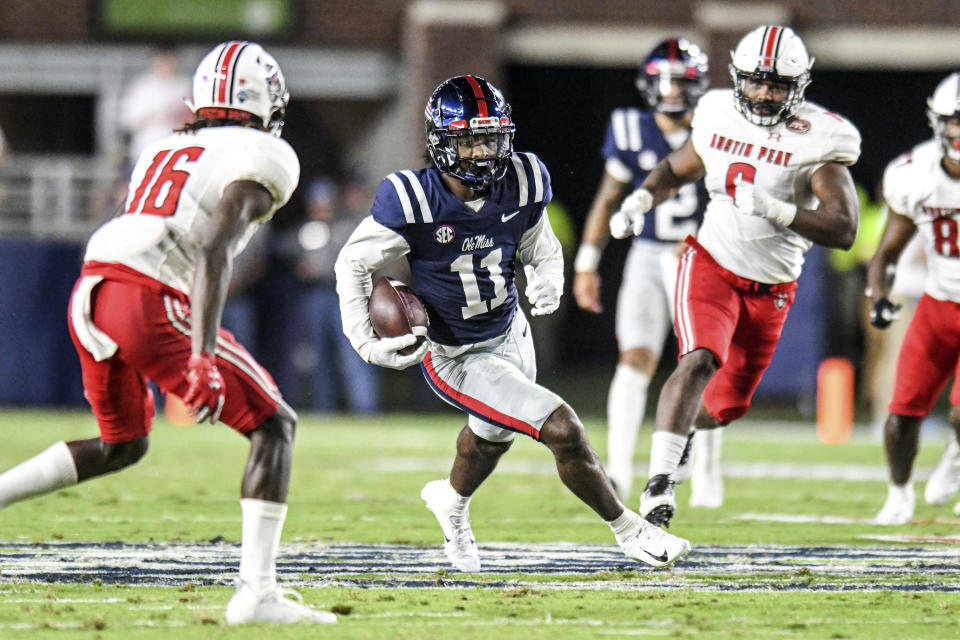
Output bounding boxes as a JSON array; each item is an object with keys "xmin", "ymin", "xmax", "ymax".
[
  {"xmin": 238, "ymin": 498, "xmax": 288, "ymax": 595},
  {"xmin": 0, "ymin": 441, "xmax": 78, "ymax": 509},
  {"xmin": 445, "ymin": 478, "xmax": 471, "ymax": 516},
  {"xmin": 606, "ymin": 365, "xmax": 651, "ymax": 497},
  {"xmin": 605, "ymin": 507, "xmax": 640, "ymax": 538},
  {"xmin": 649, "ymin": 431, "xmax": 689, "ymax": 478},
  {"xmin": 693, "ymin": 428, "xmax": 724, "ymax": 472},
  {"xmin": 888, "ymin": 482, "xmax": 914, "ymax": 501}
]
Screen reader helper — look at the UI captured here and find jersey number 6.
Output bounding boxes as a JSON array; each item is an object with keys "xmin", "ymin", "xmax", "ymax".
[{"xmin": 725, "ymin": 162, "xmax": 757, "ymax": 200}]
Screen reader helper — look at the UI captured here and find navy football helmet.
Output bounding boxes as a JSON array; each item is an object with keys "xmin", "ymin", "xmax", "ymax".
[
  {"xmin": 636, "ymin": 38, "xmax": 709, "ymax": 116},
  {"xmin": 425, "ymin": 75, "xmax": 516, "ymax": 191}
]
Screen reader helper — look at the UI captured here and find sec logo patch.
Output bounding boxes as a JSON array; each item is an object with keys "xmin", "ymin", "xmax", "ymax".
[{"xmin": 434, "ymin": 225, "xmax": 455, "ymax": 244}]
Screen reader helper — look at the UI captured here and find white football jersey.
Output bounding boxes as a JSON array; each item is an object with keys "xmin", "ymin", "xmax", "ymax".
[
  {"xmin": 691, "ymin": 89, "xmax": 861, "ymax": 283},
  {"xmin": 84, "ymin": 126, "xmax": 299, "ymax": 294},
  {"xmin": 883, "ymin": 139, "xmax": 960, "ymax": 302}
]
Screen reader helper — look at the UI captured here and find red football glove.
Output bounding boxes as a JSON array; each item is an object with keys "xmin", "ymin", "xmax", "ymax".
[{"xmin": 183, "ymin": 352, "xmax": 225, "ymax": 424}]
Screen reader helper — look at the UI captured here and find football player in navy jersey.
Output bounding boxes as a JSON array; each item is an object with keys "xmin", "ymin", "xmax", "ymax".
[
  {"xmin": 572, "ymin": 38, "xmax": 723, "ymax": 508},
  {"xmin": 336, "ymin": 75, "xmax": 690, "ymax": 572}
]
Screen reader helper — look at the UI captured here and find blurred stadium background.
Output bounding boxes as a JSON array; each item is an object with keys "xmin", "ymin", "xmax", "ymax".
[{"xmin": 0, "ymin": 0, "xmax": 958, "ymax": 423}]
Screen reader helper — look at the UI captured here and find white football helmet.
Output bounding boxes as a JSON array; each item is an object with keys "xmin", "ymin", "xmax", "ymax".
[
  {"xmin": 928, "ymin": 72, "xmax": 960, "ymax": 162},
  {"xmin": 729, "ymin": 25, "xmax": 812, "ymax": 126},
  {"xmin": 189, "ymin": 41, "xmax": 289, "ymax": 136}
]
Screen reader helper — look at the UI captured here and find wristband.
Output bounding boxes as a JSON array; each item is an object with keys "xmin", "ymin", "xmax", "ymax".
[
  {"xmin": 770, "ymin": 199, "xmax": 798, "ymax": 227},
  {"xmin": 574, "ymin": 244, "xmax": 602, "ymax": 272}
]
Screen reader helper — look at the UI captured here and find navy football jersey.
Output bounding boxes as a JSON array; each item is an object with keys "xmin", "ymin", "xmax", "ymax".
[
  {"xmin": 371, "ymin": 152, "xmax": 552, "ymax": 346},
  {"xmin": 602, "ymin": 107, "xmax": 707, "ymax": 243}
]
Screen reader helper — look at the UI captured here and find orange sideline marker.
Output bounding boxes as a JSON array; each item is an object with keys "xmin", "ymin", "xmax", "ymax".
[{"xmin": 816, "ymin": 357, "xmax": 854, "ymax": 444}]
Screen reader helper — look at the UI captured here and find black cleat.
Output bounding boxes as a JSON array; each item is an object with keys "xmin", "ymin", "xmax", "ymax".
[{"xmin": 640, "ymin": 473, "xmax": 676, "ymax": 528}]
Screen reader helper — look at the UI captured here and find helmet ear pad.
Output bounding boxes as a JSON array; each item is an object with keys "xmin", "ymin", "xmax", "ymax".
[{"xmin": 424, "ymin": 75, "xmax": 516, "ymax": 191}]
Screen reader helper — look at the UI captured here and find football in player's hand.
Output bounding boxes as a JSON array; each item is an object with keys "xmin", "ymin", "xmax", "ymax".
[{"xmin": 369, "ymin": 277, "xmax": 429, "ymax": 355}]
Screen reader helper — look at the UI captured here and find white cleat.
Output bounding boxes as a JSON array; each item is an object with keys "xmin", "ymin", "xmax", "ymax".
[
  {"xmin": 689, "ymin": 428, "xmax": 724, "ymax": 508},
  {"xmin": 225, "ymin": 581, "xmax": 337, "ymax": 625},
  {"xmin": 873, "ymin": 483, "xmax": 915, "ymax": 525},
  {"xmin": 421, "ymin": 479, "xmax": 481, "ymax": 573},
  {"xmin": 616, "ymin": 515, "xmax": 691, "ymax": 568},
  {"xmin": 925, "ymin": 438, "xmax": 960, "ymax": 505}
]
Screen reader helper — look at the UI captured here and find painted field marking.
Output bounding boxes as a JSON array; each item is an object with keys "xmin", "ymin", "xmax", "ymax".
[{"xmin": 0, "ymin": 541, "xmax": 957, "ymax": 592}]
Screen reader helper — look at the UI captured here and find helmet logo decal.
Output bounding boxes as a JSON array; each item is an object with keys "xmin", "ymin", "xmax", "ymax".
[
  {"xmin": 265, "ymin": 67, "xmax": 283, "ymax": 105},
  {"xmin": 434, "ymin": 225, "xmax": 456, "ymax": 245}
]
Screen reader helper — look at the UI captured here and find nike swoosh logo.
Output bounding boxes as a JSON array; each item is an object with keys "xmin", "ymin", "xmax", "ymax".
[
  {"xmin": 644, "ymin": 548, "xmax": 669, "ymax": 563},
  {"xmin": 501, "ymin": 210, "xmax": 520, "ymax": 222}
]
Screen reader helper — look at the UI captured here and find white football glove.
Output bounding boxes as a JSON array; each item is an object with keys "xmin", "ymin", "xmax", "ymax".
[
  {"xmin": 609, "ymin": 188, "xmax": 653, "ymax": 239},
  {"xmin": 524, "ymin": 265, "xmax": 560, "ymax": 316},
  {"xmin": 732, "ymin": 176, "xmax": 797, "ymax": 227},
  {"xmin": 358, "ymin": 326, "xmax": 429, "ymax": 370}
]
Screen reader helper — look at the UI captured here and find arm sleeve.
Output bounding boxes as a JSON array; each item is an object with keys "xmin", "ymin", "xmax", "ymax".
[
  {"xmin": 334, "ymin": 216, "xmax": 412, "ymax": 355},
  {"xmin": 518, "ymin": 208, "xmax": 564, "ymax": 292}
]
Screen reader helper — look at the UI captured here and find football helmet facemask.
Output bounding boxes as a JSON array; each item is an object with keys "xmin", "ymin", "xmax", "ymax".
[
  {"xmin": 928, "ymin": 72, "xmax": 960, "ymax": 162},
  {"xmin": 729, "ymin": 25, "xmax": 812, "ymax": 127},
  {"xmin": 188, "ymin": 41, "xmax": 289, "ymax": 136},
  {"xmin": 635, "ymin": 37, "xmax": 709, "ymax": 117},
  {"xmin": 425, "ymin": 75, "xmax": 516, "ymax": 191}
]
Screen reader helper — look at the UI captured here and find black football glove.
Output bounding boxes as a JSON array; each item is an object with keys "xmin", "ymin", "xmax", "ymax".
[{"xmin": 870, "ymin": 297, "xmax": 902, "ymax": 329}]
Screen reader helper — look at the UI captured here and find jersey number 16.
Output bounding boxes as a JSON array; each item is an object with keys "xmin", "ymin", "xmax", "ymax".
[{"xmin": 126, "ymin": 147, "xmax": 205, "ymax": 216}]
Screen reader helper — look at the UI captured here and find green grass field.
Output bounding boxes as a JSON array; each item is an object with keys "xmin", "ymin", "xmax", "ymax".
[{"xmin": 0, "ymin": 408, "xmax": 958, "ymax": 639}]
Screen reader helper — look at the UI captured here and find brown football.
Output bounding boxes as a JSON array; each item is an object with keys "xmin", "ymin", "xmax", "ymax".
[{"xmin": 368, "ymin": 276, "xmax": 429, "ymax": 355}]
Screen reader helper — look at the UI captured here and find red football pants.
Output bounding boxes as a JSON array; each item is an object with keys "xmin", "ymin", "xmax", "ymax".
[
  {"xmin": 67, "ymin": 267, "xmax": 281, "ymax": 443},
  {"xmin": 674, "ymin": 240, "xmax": 796, "ymax": 423},
  {"xmin": 889, "ymin": 294, "xmax": 960, "ymax": 417}
]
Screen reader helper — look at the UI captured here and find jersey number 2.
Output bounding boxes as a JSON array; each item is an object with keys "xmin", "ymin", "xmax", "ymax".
[
  {"xmin": 126, "ymin": 147, "xmax": 205, "ymax": 216},
  {"xmin": 451, "ymin": 249, "xmax": 507, "ymax": 320}
]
